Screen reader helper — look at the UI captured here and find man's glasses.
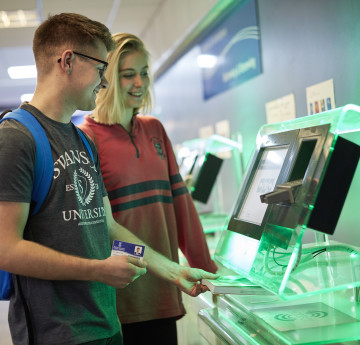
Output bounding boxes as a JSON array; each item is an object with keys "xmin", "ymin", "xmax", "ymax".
[{"xmin": 57, "ymin": 51, "xmax": 108, "ymax": 77}]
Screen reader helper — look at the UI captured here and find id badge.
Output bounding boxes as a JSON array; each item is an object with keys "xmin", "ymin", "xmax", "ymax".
[{"xmin": 111, "ymin": 240, "xmax": 145, "ymax": 260}]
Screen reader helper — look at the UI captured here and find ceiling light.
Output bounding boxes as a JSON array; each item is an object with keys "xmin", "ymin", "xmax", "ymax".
[
  {"xmin": 197, "ymin": 54, "xmax": 217, "ymax": 68},
  {"xmin": 0, "ymin": 10, "xmax": 41, "ymax": 29},
  {"xmin": 8, "ymin": 65, "xmax": 37, "ymax": 79}
]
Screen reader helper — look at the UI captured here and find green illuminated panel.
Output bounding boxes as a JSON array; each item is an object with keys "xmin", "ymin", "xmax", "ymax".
[{"xmin": 215, "ymin": 104, "xmax": 360, "ymax": 300}]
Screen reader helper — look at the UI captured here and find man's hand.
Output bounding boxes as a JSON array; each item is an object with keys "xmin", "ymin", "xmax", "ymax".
[
  {"xmin": 174, "ymin": 267, "xmax": 219, "ymax": 297},
  {"xmin": 96, "ymin": 255, "xmax": 147, "ymax": 288}
]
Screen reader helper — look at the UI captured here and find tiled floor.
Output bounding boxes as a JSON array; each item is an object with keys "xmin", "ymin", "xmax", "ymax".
[{"xmin": 0, "ymin": 301, "xmax": 12, "ymax": 345}]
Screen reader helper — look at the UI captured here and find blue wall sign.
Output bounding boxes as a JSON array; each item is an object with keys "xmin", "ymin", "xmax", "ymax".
[{"xmin": 200, "ymin": 0, "xmax": 261, "ymax": 100}]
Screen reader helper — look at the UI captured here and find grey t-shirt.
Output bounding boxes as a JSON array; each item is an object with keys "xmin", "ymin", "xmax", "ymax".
[{"xmin": 0, "ymin": 103, "xmax": 120, "ymax": 345}]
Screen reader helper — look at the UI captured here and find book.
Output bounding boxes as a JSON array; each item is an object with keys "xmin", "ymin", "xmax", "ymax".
[{"xmin": 201, "ymin": 276, "xmax": 273, "ymax": 295}]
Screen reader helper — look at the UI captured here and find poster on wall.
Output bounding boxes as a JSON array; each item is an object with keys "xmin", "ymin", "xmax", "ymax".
[
  {"xmin": 199, "ymin": 0, "xmax": 261, "ymax": 100},
  {"xmin": 306, "ymin": 79, "xmax": 335, "ymax": 115},
  {"xmin": 265, "ymin": 93, "xmax": 296, "ymax": 124}
]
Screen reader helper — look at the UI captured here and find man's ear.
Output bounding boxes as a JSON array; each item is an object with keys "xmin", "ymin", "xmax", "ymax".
[{"xmin": 58, "ymin": 50, "xmax": 75, "ymax": 75}]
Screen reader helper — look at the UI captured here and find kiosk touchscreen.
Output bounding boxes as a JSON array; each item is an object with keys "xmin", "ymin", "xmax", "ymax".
[
  {"xmin": 227, "ymin": 123, "xmax": 360, "ymax": 246},
  {"xmin": 214, "ymin": 105, "xmax": 360, "ymax": 299}
]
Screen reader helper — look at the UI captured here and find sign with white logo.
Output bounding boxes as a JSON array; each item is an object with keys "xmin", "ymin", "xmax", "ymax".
[{"xmin": 199, "ymin": 0, "xmax": 262, "ymax": 100}]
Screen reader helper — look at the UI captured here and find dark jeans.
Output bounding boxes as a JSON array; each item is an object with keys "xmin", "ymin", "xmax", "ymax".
[
  {"xmin": 79, "ymin": 331, "xmax": 123, "ymax": 345},
  {"xmin": 121, "ymin": 317, "xmax": 178, "ymax": 345}
]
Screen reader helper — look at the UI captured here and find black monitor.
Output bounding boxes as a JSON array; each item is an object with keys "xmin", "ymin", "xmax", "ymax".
[
  {"xmin": 227, "ymin": 124, "xmax": 360, "ymax": 247},
  {"xmin": 189, "ymin": 152, "xmax": 223, "ymax": 204}
]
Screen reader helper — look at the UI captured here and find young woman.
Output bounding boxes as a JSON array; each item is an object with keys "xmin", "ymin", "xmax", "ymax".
[{"xmin": 79, "ymin": 33, "xmax": 217, "ymax": 345}]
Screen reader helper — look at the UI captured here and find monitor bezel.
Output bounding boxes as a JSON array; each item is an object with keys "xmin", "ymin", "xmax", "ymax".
[{"xmin": 227, "ymin": 124, "xmax": 331, "ymax": 242}]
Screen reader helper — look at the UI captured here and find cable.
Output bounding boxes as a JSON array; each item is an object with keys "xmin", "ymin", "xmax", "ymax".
[{"xmin": 264, "ymin": 243, "xmax": 359, "ymax": 276}]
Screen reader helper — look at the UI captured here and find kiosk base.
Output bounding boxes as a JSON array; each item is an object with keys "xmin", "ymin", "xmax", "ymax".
[{"xmin": 198, "ymin": 288, "xmax": 360, "ymax": 345}]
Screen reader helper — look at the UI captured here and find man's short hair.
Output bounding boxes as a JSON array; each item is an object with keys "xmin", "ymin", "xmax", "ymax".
[{"xmin": 33, "ymin": 13, "xmax": 115, "ymax": 74}]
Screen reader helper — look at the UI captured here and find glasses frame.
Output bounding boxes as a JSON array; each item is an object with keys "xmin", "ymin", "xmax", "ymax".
[{"xmin": 57, "ymin": 51, "xmax": 108, "ymax": 77}]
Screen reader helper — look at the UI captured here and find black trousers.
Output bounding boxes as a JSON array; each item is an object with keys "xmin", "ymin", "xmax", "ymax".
[{"xmin": 121, "ymin": 317, "xmax": 178, "ymax": 345}]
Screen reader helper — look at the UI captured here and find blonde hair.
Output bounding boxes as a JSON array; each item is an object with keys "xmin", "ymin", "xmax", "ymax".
[{"xmin": 93, "ymin": 33, "xmax": 153, "ymax": 124}]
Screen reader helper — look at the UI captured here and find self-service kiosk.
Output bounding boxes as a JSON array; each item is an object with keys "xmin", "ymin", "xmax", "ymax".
[{"xmin": 197, "ymin": 105, "xmax": 360, "ymax": 345}]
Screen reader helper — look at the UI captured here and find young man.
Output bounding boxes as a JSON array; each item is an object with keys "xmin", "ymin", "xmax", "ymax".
[{"xmin": 0, "ymin": 13, "xmax": 217, "ymax": 345}]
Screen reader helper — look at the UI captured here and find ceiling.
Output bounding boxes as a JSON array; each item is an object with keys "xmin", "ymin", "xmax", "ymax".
[{"xmin": 0, "ymin": 0, "xmax": 220, "ymax": 110}]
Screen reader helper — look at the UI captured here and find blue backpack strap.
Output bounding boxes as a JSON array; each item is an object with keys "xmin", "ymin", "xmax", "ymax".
[
  {"xmin": 76, "ymin": 127, "xmax": 94, "ymax": 163},
  {"xmin": 0, "ymin": 270, "xmax": 12, "ymax": 300},
  {"xmin": 0, "ymin": 108, "xmax": 53, "ymax": 215},
  {"xmin": 0, "ymin": 108, "xmax": 54, "ymax": 302}
]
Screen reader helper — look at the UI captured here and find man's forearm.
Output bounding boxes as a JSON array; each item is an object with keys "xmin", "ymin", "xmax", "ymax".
[
  {"xmin": 1, "ymin": 237, "xmax": 146, "ymax": 288},
  {"xmin": 2, "ymin": 238, "xmax": 100, "ymax": 281}
]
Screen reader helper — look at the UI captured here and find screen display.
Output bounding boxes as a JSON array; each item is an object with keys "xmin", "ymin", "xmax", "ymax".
[
  {"xmin": 179, "ymin": 153, "xmax": 198, "ymax": 180},
  {"xmin": 237, "ymin": 145, "xmax": 289, "ymax": 225}
]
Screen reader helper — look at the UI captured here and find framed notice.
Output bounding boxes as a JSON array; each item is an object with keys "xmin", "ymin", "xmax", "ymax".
[{"xmin": 265, "ymin": 93, "xmax": 296, "ymax": 124}]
